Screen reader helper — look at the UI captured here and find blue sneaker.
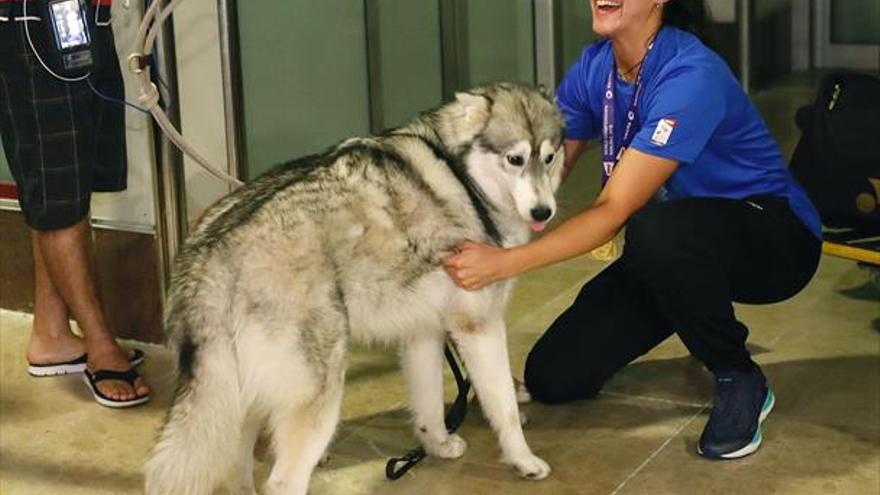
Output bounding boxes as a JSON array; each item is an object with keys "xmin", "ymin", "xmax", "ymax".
[{"xmin": 698, "ymin": 366, "xmax": 775, "ymax": 460}]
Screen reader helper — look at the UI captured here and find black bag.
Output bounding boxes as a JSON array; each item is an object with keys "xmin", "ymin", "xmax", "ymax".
[{"xmin": 790, "ymin": 71, "xmax": 880, "ymax": 231}]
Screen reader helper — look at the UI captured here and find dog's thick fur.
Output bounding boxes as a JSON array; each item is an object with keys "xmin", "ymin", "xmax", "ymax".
[{"xmin": 145, "ymin": 83, "xmax": 564, "ymax": 495}]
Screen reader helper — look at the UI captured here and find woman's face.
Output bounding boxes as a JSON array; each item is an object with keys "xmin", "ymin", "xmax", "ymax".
[{"xmin": 590, "ymin": 0, "xmax": 663, "ymax": 38}]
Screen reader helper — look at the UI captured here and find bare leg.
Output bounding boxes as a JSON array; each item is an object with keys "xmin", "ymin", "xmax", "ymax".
[
  {"xmin": 33, "ymin": 218, "xmax": 149, "ymax": 400},
  {"xmin": 26, "ymin": 232, "xmax": 86, "ymax": 364}
]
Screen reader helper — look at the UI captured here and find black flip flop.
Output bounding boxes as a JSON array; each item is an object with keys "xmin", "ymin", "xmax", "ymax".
[
  {"xmin": 28, "ymin": 349, "xmax": 145, "ymax": 377},
  {"xmin": 82, "ymin": 368, "xmax": 150, "ymax": 408}
]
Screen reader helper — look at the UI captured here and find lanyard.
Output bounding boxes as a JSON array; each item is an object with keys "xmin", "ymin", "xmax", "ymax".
[{"xmin": 601, "ymin": 38, "xmax": 656, "ymax": 184}]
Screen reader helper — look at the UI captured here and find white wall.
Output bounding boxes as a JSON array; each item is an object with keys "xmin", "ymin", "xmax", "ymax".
[
  {"xmin": 67, "ymin": 0, "xmax": 230, "ymax": 229},
  {"xmin": 170, "ymin": 0, "xmax": 231, "ymax": 224},
  {"xmin": 89, "ymin": 1, "xmax": 156, "ymax": 229},
  {"xmin": 99, "ymin": 0, "xmax": 232, "ymax": 228}
]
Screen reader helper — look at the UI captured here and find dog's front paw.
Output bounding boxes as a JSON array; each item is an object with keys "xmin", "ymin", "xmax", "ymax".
[
  {"xmin": 510, "ymin": 454, "xmax": 551, "ymax": 480},
  {"xmin": 424, "ymin": 433, "xmax": 468, "ymax": 459}
]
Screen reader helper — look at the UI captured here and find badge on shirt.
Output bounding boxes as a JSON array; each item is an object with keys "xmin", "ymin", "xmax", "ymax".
[{"xmin": 651, "ymin": 118, "xmax": 677, "ymax": 146}]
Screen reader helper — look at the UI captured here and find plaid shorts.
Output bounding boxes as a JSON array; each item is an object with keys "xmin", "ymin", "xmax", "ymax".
[{"xmin": 0, "ymin": 7, "xmax": 127, "ymax": 231}]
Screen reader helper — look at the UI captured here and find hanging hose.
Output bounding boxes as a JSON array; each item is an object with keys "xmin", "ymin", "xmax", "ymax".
[{"xmin": 129, "ymin": 0, "xmax": 244, "ymax": 189}]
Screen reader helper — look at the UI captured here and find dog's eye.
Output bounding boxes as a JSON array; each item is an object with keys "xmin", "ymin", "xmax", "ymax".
[
  {"xmin": 544, "ymin": 153, "xmax": 555, "ymax": 164},
  {"xmin": 507, "ymin": 155, "xmax": 524, "ymax": 166}
]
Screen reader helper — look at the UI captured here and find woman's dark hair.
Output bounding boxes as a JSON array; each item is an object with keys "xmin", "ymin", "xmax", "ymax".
[{"xmin": 662, "ymin": 0, "xmax": 713, "ymax": 46}]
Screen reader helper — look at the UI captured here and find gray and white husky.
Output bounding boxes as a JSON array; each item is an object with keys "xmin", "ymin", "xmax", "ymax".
[{"xmin": 145, "ymin": 83, "xmax": 564, "ymax": 495}]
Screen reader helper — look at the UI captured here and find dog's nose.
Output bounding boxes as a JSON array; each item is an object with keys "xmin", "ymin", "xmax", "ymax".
[{"xmin": 530, "ymin": 206, "xmax": 552, "ymax": 222}]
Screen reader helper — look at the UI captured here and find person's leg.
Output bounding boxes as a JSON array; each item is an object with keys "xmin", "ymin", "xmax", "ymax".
[
  {"xmin": 2, "ymin": 17, "xmax": 147, "ymax": 401},
  {"xmin": 622, "ymin": 196, "xmax": 820, "ymax": 459},
  {"xmin": 622, "ymin": 197, "xmax": 820, "ymax": 373},
  {"xmin": 25, "ymin": 233, "xmax": 86, "ymax": 365},
  {"xmin": 1, "ymin": 24, "xmax": 91, "ymax": 370},
  {"xmin": 34, "ymin": 219, "xmax": 149, "ymax": 400},
  {"xmin": 524, "ymin": 259, "xmax": 673, "ymax": 404}
]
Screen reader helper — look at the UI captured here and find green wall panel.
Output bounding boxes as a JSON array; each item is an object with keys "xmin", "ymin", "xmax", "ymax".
[
  {"xmin": 465, "ymin": 0, "xmax": 535, "ymax": 86},
  {"xmin": 559, "ymin": 0, "xmax": 599, "ymax": 75},
  {"xmin": 236, "ymin": 0, "xmax": 555, "ymax": 180},
  {"xmin": 832, "ymin": 0, "xmax": 880, "ymax": 45},
  {"xmin": 238, "ymin": 0, "xmax": 371, "ymax": 179},
  {"xmin": 375, "ymin": 0, "xmax": 443, "ymax": 130}
]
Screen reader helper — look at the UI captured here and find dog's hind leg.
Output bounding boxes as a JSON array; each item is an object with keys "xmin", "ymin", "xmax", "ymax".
[
  {"xmin": 401, "ymin": 333, "xmax": 467, "ymax": 459},
  {"xmin": 263, "ymin": 378, "xmax": 344, "ymax": 495},
  {"xmin": 145, "ymin": 341, "xmax": 245, "ymax": 495},
  {"xmin": 239, "ymin": 286, "xmax": 348, "ymax": 494},
  {"xmin": 222, "ymin": 409, "xmax": 261, "ymax": 495},
  {"xmin": 449, "ymin": 318, "xmax": 551, "ymax": 480}
]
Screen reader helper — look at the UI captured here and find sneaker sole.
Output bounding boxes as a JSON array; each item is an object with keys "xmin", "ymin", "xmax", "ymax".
[{"xmin": 698, "ymin": 388, "xmax": 776, "ymax": 460}]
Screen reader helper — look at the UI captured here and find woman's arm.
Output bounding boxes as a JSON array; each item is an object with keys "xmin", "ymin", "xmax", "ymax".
[{"xmin": 443, "ymin": 147, "xmax": 679, "ymax": 290}]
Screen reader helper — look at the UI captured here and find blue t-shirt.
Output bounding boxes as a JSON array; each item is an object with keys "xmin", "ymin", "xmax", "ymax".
[{"xmin": 556, "ymin": 27, "xmax": 821, "ymax": 238}]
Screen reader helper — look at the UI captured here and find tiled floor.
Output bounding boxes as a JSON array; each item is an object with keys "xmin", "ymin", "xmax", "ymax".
[{"xmin": 2, "ymin": 76, "xmax": 879, "ymax": 494}]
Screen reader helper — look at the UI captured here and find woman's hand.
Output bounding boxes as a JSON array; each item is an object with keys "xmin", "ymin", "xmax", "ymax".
[
  {"xmin": 442, "ymin": 149, "xmax": 677, "ymax": 291},
  {"xmin": 442, "ymin": 241, "xmax": 514, "ymax": 291}
]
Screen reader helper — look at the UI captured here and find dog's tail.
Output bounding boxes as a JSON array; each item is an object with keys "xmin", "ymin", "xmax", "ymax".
[{"xmin": 145, "ymin": 335, "xmax": 243, "ymax": 495}]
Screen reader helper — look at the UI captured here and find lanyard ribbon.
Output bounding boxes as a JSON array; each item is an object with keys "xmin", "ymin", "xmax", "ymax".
[{"xmin": 601, "ymin": 38, "xmax": 656, "ymax": 185}]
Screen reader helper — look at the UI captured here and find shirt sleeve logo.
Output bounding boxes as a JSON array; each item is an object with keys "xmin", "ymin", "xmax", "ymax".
[{"xmin": 651, "ymin": 118, "xmax": 677, "ymax": 146}]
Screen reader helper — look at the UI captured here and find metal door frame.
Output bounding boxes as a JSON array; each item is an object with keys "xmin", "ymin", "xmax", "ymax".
[{"xmin": 813, "ymin": 0, "xmax": 880, "ymax": 70}]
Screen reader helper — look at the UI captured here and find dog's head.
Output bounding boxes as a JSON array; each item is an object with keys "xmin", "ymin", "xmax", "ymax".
[{"xmin": 441, "ymin": 83, "xmax": 564, "ymax": 232}]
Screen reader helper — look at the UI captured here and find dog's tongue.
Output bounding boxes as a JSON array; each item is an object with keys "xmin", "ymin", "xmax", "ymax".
[{"xmin": 530, "ymin": 222, "xmax": 547, "ymax": 232}]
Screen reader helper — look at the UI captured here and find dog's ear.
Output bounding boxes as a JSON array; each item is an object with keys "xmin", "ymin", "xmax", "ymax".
[
  {"xmin": 454, "ymin": 92, "xmax": 490, "ymax": 122},
  {"xmin": 549, "ymin": 145, "xmax": 565, "ymax": 192},
  {"xmin": 536, "ymin": 84, "xmax": 555, "ymax": 100}
]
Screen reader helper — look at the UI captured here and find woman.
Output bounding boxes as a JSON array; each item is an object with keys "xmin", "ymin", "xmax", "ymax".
[{"xmin": 442, "ymin": 0, "xmax": 821, "ymax": 460}]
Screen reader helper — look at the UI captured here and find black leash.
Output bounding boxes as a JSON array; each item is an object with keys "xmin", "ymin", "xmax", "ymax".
[{"xmin": 385, "ymin": 343, "xmax": 471, "ymax": 480}]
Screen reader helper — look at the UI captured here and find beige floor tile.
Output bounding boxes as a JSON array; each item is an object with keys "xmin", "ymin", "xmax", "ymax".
[{"xmin": 308, "ymin": 395, "xmax": 707, "ymax": 495}]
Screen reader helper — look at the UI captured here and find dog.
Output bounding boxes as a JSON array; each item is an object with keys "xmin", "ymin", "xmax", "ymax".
[{"xmin": 145, "ymin": 83, "xmax": 564, "ymax": 495}]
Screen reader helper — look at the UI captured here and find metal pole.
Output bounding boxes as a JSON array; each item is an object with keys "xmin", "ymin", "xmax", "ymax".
[
  {"xmin": 791, "ymin": 0, "xmax": 810, "ymax": 71},
  {"xmin": 364, "ymin": 0, "xmax": 384, "ymax": 134},
  {"xmin": 439, "ymin": 0, "xmax": 468, "ymax": 99},
  {"xmin": 217, "ymin": 0, "xmax": 245, "ymax": 183},
  {"xmin": 150, "ymin": 4, "xmax": 187, "ymax": 292},
  {"xmin": 533, "ymin": 0, "xmax": 559, "ymax": 92},
  {"xmin": 738, "ymin": 0, "xmax": 751, "ymax": 93}
]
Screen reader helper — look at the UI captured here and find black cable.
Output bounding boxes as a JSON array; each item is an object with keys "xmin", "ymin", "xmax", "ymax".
[{"xmin": 87, "ymin": 78, "xmax": 149, "ymax": 114}]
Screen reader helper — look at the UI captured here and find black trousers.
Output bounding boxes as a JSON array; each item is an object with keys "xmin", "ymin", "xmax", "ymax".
[{"xmin": 524, "ymin": 196, "xmax": 821, "ymax": 404}]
